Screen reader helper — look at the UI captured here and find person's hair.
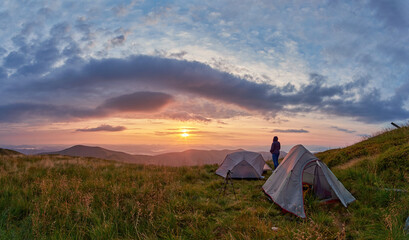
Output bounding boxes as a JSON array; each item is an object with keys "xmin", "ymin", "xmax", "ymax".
[{"xmin": 273, "ymin": 136, "xmax": 278, "ymax": 142}]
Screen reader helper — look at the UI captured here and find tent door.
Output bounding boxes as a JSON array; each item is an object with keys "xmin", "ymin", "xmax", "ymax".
[
  {"xmin": 231, "ymin": 160, "xmax": 261, "ymax": 179},
  {"xmin": 313, "ymin": 166, "xmax": 335, "ymax": 201}
]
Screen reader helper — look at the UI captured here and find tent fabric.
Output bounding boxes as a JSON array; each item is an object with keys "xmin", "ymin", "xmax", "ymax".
[
  {"xmin": 262, "ymin": 144, "xmax": 355, "ymax": 218},
  {"xmin": 216, "ymin": 151, "xmax": 266, "ymax": 179}
]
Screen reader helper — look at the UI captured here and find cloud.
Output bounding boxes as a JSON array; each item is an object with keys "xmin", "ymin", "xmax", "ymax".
[
  {"xmin": 169, "ymin": 51, "xmax": 187, "ymax": 59},
  {"xmin": 10, "ymin": 55, "xmax": 409, "ymax": 123},
  {"xmin": 173, "ymin": 98, "xmax": 250, "ymax": 119},
  {"xmin": 330, "ymin": 126, "xmax": 356, "ymax": 134},
  {"xmin": 217, "ymin": 120, "xmax": 227, "ymax": 125},
  {"xmin": 3, "ymin": 21, "xmax": 83, "ymax": 79},
  {"xmin": 369, "ymin": 0, "xmax": 408, "ymax": 30},
  {"xmin": 272, "ymin": 129, "xmax": 309, "ymax": 133},
  {"xmin": 0, "ymin": 91, "xmax": 174, "ymax": 123},
  {"xmin": 0, "ymin": 47, "xmax": 6, "ymax": 56},
  {"xmin": 75, "ymin": 17, "xmax": 94, "ymax": 42},
  {"xmin": 3, "ymin": 51, "xmax": 27, "ymax": 69},
  {"xmin": 110, "ymin": 35, "xmax": 126, "ymax": 46},
  {"xmin": 99, "ymin": 91, "xmax": 174, "ymax": 112},
  {"xmin": 37, "ymin": 7, "xmax": 53, "ymax": 17},
  {"xmin": 322, "ymin": 87, "xmax": 409, "ymax": 123},
  {"xmin": 76, "ymin": 124, "xmax": 126, "ymax": 132},
  {"xmin": 111, "ymin": 0, "xmax": 141, "ymax": 17},
  {"xmin": 154, "ymin": 130, "xmax": 212, "ymax": 136},
  {"xmin": 0, "ymin": 67, "xmax": 7, "ymax": 79},
  {"xmin": 159, "ymin": 111, "xmax": 211, "ymax": 123},
  {"xmin": 0, "ymin": 103, "xmax": 100, "ymax": 123},
  {"xmin": 19, "ymin": 55, "xmax": 281, "ymax": 112}
]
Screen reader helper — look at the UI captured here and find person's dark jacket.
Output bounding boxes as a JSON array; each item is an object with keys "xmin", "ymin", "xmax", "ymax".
[{"xmin": 270, "ymin": 141, "xmax": 281, "ymax": 154}]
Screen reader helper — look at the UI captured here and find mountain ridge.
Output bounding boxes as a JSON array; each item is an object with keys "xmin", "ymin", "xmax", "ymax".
[{"xmin": 41, "ymin": 145, "xmax": 287, "ymax": 166}]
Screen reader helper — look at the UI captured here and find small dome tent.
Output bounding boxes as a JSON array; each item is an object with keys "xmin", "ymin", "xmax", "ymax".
[
  {"xmin": 216, "ymin": 151, "xmax": 267, "ymax": 179},
  {"xmin": 262, "ymin": 145, "xmax": 355, "ymax": 218}
]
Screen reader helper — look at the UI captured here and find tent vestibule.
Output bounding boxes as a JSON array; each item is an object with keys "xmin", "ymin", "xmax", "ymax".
[{"xmin": 262, "ymin": 144, "xmax": 355, "ymax": 218}]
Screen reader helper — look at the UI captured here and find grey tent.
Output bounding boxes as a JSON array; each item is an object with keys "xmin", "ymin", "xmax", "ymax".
[
  {"xmin": 216, "ymin": 151, "xmax": 268, "ymax": 179},
  {"xmin": 262, "ymin": 144, "xmax": 355, "ymax": 218}
]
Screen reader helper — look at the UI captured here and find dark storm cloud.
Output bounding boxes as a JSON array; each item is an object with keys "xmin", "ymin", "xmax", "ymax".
[
  {"xmin": 99, "ymin": 91, "xmax": 174, "ymax": 112},
  {"xmin": 76, "ymin": 124, "xmax": 126, "ymax": 132},
  {"xmin": 0, "ymin": 91, "xmax": 174, "ymax": 123},
  {"xmin": 330, "ymin": 126, "xmax": 356, "ymax": 134},
  {"xmin": 8, "ymin": 55, "xmax": 409, "ymax": 123},
  {"xmin": 272, "ymin": 129, "xmax": 309, "ymax": 133}
]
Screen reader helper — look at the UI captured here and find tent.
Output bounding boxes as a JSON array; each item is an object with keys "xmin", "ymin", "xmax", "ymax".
[
  {"xmin": 263, "ymin": 163, "xmax": 272, "ymax": 171},
  {"xmin": 216, "ymin": 151, "xmax": 268, "ymax": 179},
  {"xmin": 262, "ymin": 144, "xmax": 355, "ymax": 218}
]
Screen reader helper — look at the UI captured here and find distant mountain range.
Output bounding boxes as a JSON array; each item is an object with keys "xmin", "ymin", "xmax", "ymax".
[{"xmin": 41, "ymin": 145, "xmax": 287, "ymax": 167}]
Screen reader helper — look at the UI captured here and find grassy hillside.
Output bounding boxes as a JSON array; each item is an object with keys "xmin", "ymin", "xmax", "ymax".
[
  {"xmin": 1, "ymin": 127, "xmax": 409, "ymax": 239},
  {"xmin": 0, "ymin": 148, "xmax": 22, "ymax": 156},
  {"xmin": 316, "ymin": 126, "xmax": 409, "ymax": 188}
]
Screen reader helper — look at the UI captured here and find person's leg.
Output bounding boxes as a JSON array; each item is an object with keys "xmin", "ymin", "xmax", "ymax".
[{"xmin": 273, "ymin": 153, "xmax": 279, "ymax": 169}]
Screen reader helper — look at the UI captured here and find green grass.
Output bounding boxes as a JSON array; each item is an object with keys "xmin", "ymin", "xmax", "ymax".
[
  {"xmin": 1, "ymin": 127, "xmax": 409, "ymax": 239},
  {"xmin": 316, "ymin": 126, "xmax": 409, "ymax": 168}
]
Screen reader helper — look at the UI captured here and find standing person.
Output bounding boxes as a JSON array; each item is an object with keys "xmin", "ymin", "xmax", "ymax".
[{"xmin": 270, "ymin": 136, "xmax": 281, "ymax": 169}]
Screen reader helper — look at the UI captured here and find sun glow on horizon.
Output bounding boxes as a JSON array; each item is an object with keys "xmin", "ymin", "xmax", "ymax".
[{"xmin": 180, "ymin": 128, "xmax": 190, "ymax": 138}]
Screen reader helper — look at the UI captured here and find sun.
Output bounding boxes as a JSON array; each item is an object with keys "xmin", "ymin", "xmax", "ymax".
[{"xmin": 180, "ymin": 129, "xmax": 190, "ymax": 138}]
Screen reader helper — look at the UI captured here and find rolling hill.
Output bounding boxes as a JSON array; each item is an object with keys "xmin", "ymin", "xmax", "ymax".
[
  {"xmin": 43, "ymin": 145, "xmax": 268, "ymax": 166},
  {"xmin": 0, "ymin": 148, "xmax": 22, "ymax": 156},
  {"xmin": 43, "ymin": 145, "xmax": 147, "ymax": 163},
  {"xmin": 43, "ymin": 145, "xmax": 288, "ymax": 166}
]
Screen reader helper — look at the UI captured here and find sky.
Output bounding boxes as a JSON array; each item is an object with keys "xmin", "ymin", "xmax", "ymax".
[{"xmin": 0, "ymin": 0, "xmax": 409, "ymax": 154}]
